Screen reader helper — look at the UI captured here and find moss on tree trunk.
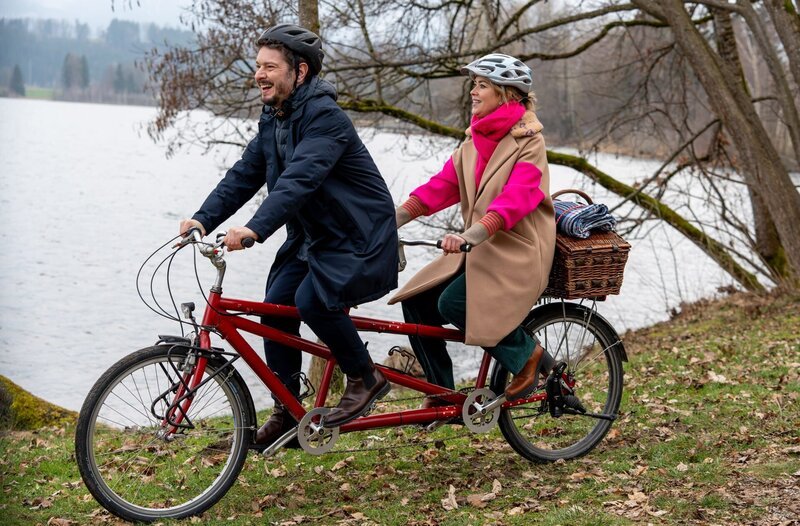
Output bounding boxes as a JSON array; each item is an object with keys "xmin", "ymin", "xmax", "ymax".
[{"xmin": 0, "ymin": 375, "xmax": 78, "ymax": 430}]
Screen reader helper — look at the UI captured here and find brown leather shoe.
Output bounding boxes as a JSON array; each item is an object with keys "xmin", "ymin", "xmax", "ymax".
[
  {"xmin": 253, "ymin": 403, "xmax": 300, "ymax": 449},
  {"xmin": 505, "ymin": 344, "xmax": 545, "ymax": 401},
  {"xmin": 323, "ymin": 368, "xmax": 390, "ymax": 428}
]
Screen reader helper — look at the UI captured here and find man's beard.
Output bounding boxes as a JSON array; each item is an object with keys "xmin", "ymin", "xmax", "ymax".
[{"xmin": 261, "ymin": 73, "xmax": 294, "ymax": 106}]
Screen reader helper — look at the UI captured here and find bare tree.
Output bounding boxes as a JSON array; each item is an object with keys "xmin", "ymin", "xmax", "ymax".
[
  {"xmin": 633, "ymin": 0, "xmax": 800, "ymax": 284},
  {"xmin": 140, "ymin": 0, "xmax": 800, "ymax": 290}
]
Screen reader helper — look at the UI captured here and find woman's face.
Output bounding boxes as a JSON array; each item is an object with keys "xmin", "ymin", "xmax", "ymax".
[{"xmin": 470, "ymin": 76, "xmax": 502, "ymax": 118}]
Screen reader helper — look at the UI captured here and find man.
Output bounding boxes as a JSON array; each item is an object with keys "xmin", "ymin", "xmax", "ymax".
[{"xmin": 180, "ymin": 24, "xmax": 397, "ymax": 447}]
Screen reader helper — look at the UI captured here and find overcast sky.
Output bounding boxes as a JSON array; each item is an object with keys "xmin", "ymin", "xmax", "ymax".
[{"xmin": 0, "ymin": 0, "xmax": 191, "ymax": 30}]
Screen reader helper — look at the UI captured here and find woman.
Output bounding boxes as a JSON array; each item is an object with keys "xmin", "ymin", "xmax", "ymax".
[{"xmin": 389, "ymin": 53, "xmax": 556, "ymax": 402}]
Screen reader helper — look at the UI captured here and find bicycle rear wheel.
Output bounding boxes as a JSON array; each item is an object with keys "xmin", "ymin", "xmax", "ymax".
[
  {"xmin": 75, "ymin": 344, "xmax": 253, "ymax": 522},
  {"xmin": 490, "ymin": 301, "xmax": 624, "ymax": 462}
]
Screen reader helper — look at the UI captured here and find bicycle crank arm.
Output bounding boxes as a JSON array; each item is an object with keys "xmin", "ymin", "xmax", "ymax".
[
  {"xmin": 562, "ymin": 408, "xmax": 617, "ymax": 421},
  {"xmin": 424, "ymin": 419, "xmax": 449, "ymax": 432},
  {"xmin": 261, "ymin": 428, "xmax": 300, "ymax": 457},
  {"xmin": 480, "ymin": 394, "xmax": 507, "ymax": 414}
]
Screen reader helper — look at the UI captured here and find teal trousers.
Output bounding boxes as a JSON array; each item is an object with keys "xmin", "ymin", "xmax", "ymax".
[{"xmin": 401, "ymin": 272, "xmax": 534, "ymax": 390}]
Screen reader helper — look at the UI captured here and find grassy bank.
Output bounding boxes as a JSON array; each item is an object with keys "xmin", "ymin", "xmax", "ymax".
[
  {"xmin": 1, "ymin": 292, "xmax": 798, "ymax": 525},
  {"xmin": 24, "ymin": 87, "xmax": 54, "ymax": 100}
]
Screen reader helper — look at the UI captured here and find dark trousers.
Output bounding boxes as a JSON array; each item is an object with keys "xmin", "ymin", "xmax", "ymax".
[
  {"xmin": 402, "ymin": 272, "xmax": 534, "ymax": 390},
  {"xmin": 261, "ymin": 256, "xmax": 372, "ymax": 399}
]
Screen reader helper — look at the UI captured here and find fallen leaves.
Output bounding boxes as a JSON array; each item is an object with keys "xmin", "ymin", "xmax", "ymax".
[
  {"xmin": 441, "ymin": 485, "xmax": 458, "ymax": 511},
  {"xmin": 464, "ymin": 479, "xmax": 502, "ymax": 509},
  {"xmin": 707, "ymin": 371, "xmax": 729, "ymax": 384},
  {"xmin": 331, "ymin": 455, "xmax": 355, "ymax": 471}
]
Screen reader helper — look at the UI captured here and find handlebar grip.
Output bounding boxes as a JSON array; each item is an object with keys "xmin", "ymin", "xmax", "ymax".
[
  {"xmin": 436, "ymin": 240, "xmax": 472, "ymax": 252},
  {"xmin": 242, "ymin": 237, "xmax": 256, "ymax": 248}
]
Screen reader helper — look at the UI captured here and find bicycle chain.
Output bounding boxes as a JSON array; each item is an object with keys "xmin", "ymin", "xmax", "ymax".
[{"xmin": 308, "ymin": 388, "xmax": 478, "ymax": 455}]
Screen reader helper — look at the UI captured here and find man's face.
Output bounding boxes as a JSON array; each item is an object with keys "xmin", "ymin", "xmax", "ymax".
[{"xmin": 254, "ymin": 47, "xmax": 295, "ymax": 107}]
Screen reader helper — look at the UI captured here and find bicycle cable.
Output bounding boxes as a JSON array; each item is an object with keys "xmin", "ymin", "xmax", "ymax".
[
  {"xmin": 150, "ymin": 247, "xmax": 184, "ymax": 330},
  {"xmin": 136, "ymin": 235, "xmax": 194, "ymax": 334},
  {"xmin": 189, "ymin": 240, "xmax": 252, "ymax": 321}
]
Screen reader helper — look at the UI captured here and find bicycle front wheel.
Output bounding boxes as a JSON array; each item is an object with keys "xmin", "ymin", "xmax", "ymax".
[
  {"xmin": 490, "ymin": 301, "xmax": 624, "ymax": 462},
  {"xmin": 75, "ymin": 344, "xmax": 253, "ymax": 522}
]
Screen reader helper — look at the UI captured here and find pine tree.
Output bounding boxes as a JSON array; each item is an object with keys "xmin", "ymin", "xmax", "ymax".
[
  {"xmin": 113, "ymin": 64, "xmax": 126, "ymax": 93},
  {"xmin": 61, "ymin": 53, "xmax": 75, "ymax": 89},
  {"xmin": 9, "ymin": 64, "xmax": 25, "ymax": 96},
  {"xmin": 78, "ymin": 55, "xmax": 89, "ymax": 89}
]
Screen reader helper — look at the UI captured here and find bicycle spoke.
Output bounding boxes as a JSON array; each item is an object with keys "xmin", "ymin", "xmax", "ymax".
[
  {"xmin": 496, "ymin": 303, "xmax": 623, "ymax": 462},
  {"xmin": 77, "ymin": 347, "xmax": 249, "ymax": 519}
]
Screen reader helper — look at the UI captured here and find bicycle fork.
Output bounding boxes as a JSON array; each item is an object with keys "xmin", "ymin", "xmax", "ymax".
[{"xmin": 153, "ymin": 348, "xmax": 209, "ymax": 438}]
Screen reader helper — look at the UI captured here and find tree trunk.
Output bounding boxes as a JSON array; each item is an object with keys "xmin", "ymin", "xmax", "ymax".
[
  {"xmin": 299, "ymin": 0, "xmax": 320, "ymax": 34},
  {"xmin": 762, "ymin": 0, "xmax": 800, "ymax": 93},
  {"xmin": 634, "ymin": 0, "xmax": 800, "ymax": 283},
  {"xmin": 307, "ymin": 345, "xmax": 344, "ymax": 397},
  {"xmin": 298, "ymin": 0, "xmax": 345, "ymax": 394},
  {"xmin": 749, "ymin": 186, "xmax": 790, "ymax": 282},
  {"xmin": 712, "ymin": 8, "xmax": 790, "ymax": 281},
  {"xmin": 736, "ymin": 0, "xmax": 800, "ymax": 166}
]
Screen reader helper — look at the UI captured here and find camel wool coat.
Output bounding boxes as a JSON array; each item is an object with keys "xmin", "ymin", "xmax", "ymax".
[{"xmin": 389, "ymin": 111, "xmax": 556, "ymax": 347}]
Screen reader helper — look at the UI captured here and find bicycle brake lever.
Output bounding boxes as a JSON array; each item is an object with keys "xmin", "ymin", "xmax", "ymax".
[{"xmin": 398, "ymin": 243, "xmax": 407, "ymax": 272}]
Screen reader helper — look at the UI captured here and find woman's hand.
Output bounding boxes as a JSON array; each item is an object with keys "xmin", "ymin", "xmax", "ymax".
[{"xmin": 440, "ymin": 233, "xmax": 467, "ymax": 255}]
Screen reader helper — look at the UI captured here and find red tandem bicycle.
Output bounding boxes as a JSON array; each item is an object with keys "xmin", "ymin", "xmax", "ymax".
[{"xmin": 74, "ymin": 230, "xmax": 626, "ymax": 522}]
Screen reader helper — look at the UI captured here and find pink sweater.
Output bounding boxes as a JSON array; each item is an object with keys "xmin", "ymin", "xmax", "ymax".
[{"xmin": 407, "ymin": 102, "xmax": 545, "ymax": 233}]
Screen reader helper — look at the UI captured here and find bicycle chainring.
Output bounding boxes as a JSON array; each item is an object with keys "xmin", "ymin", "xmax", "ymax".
[
  {"xmin": 297, "ymin": 408, "xmax": 339, "ymax": 455},
  {"xmin": 462, "ymin": 388, "xmax": 500, "ymax": 433}
]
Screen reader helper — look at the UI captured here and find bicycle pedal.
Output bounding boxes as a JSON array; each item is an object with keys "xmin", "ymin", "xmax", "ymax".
[{"xmin": 424, "ymin": 420, "xmax": 448, "ymax": 432}]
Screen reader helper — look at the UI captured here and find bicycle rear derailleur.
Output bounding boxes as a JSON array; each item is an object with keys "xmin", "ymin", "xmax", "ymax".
[{"xmin": 544, "ymin": 362, "xmax": 615, "ymax": 421}]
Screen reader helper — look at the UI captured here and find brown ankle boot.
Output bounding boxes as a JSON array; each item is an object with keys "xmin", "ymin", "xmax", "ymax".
[
  {"xmin": 505, "ymin": 344, "xmax": 545, "ymax": 401},
  {"xmin": 323, "ymin": 367, "xmax": 390, "ymax": 428},
  {"xmin": 254, "ymin": 403, "xmax": 300, "ymax": 449}
]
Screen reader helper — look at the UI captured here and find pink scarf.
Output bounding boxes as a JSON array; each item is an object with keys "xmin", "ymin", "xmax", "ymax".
[{"xmin": 470, "ymin": 102, "xmax": 526, "ymax": 184}]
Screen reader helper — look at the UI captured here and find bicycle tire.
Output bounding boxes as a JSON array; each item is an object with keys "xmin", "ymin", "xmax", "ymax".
[
  {"xmin": 490, "ymin": 302, "xmax": 624, "ymax": 462},
  {"xmin": 75, "ymin": 344, "xmax": 253, "ymax": 522}
]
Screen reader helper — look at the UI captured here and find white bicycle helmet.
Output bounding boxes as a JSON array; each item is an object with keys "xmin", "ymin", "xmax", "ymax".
[{"xmin": 460, "ymin": 53, "xmax": 533, "ymax": 92}]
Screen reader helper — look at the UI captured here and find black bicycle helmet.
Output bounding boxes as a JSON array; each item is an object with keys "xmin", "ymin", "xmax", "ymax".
[{"xmin": 257, "ymin": 23, "xmax": 324, "ymax": 75}]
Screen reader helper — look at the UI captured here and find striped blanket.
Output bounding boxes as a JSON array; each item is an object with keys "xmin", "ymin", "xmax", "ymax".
[{"xmin": 553, "ymin": 199, "xmax": 617, "ymax": 238}]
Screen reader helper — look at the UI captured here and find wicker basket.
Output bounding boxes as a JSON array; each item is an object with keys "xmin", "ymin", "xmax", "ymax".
[{"xmin": 544, "ymin": 189, "xmax": 631, "ymax": 300}]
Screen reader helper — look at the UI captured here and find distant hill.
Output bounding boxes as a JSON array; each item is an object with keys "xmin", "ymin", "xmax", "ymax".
[{"xmin": 0, "ymin": 17, "xmax": 194, "ymax": 102}]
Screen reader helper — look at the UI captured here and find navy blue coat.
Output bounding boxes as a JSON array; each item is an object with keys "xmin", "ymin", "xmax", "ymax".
[{"xmin": 193, "ymin": 78, "xmax": 398, "ymax": 309}]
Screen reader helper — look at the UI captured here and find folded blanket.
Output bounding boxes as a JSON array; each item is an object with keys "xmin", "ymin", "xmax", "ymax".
[{"xmin": 553, "ymin": 199, "xmax": 617, "ymax": 238}]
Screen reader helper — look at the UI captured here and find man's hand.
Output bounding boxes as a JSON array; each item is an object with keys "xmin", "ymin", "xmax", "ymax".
[
  {"xmin": 224, "ymin": 226, "xmax": 259, "ymax": 251},
  {"xmin": 179, "ymin": 219, "xmax": 206, "ymax": 237}
]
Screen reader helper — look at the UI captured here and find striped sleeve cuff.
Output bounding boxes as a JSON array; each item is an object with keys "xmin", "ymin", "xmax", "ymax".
[
  {"xmin": 400, "ymin": 195, "xmax": 429, "ymax": 219},
  {"xmin": 478, "ymin": 211, "xmax": 505, "ymax": 236}
]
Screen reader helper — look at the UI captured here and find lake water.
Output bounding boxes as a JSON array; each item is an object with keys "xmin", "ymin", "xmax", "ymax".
[{"xmin": 0, "ymin": 98, "xmax": 740, "ymax": 411}]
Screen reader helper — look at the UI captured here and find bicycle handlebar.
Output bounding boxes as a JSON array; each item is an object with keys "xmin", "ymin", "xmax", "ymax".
[
  {"xmin": 400, "ymin": 239, "xmax": 472, "ymax": 253},
  {"xmin": 397, "ymin": 238, "xmax": 472, "ymax": 273}
]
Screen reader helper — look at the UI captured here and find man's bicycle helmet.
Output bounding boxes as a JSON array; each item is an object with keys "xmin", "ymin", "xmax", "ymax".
[
  {"xmin": 461, "ymin": 53, "xmax": 532, "ymax": 92},
  {"xmin": 257, "ymin": 23, "xmax": 324, "ymax": 75}
]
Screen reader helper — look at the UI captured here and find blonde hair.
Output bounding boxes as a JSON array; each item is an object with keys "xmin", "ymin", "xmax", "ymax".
[{"xmin": 491, "ymin": 83, "xmax": 536, "ymax": 111}]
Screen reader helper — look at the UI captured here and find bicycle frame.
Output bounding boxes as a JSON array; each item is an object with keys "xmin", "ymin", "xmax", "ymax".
[{"xmin": 181, "ymin": 289, "xmax": 547, "ymax": 436}]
